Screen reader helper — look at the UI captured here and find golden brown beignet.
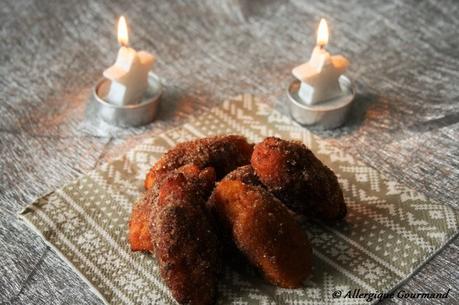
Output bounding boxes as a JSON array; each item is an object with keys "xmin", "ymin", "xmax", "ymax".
[
  {"xmin": 209, "ymin": 180, "xmax": 312, "ymax": 288},
  {"xmin": 150, "ymin": 172, "xmax": 220, "ymax": 305},
  {"xmin": 251, "ymin": 137, "xmax": 346, "ymax": 221}
]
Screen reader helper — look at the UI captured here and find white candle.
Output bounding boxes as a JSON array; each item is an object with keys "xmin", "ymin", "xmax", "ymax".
[
  {"xmin": 292, "ymin": 19, "xmax": 349, "ymax": 105},
  {"xmin": 103, "ymin": 16, "xmax": 155, "ymax": 106}
]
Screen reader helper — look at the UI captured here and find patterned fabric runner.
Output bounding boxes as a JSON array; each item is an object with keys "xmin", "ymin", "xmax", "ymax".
[{"xmin": 20, "ymin": 95, "xmax": 459, "ymax": 305}]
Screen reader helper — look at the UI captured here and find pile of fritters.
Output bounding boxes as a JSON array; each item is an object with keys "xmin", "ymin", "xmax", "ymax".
[{"xmin": 128, "ymin": 135, "xmax": 346, "ymax": 305}]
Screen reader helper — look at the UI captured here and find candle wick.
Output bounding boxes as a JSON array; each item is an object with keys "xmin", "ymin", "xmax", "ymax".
[{"xmin": 319, "ymin": 43, "xmax": 325, "ymax": 50}]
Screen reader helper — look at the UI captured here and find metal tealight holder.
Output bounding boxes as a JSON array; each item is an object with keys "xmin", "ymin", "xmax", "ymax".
[
  {"xmin": 87, "ymin": 72, "xmax": 162, "ymax": 127},
  {"xmin": 287, "ymin": 75, "xmax": 355, "ymax": 129}
]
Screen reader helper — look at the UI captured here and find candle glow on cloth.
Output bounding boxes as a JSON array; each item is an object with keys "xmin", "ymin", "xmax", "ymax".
[
  {"xmin": 103, "ymin": 16, "xmax": 155, "ymax": 106},
  {"xmin": 292, "ymin": 19, "xmax": 349, "ymax": 105}
]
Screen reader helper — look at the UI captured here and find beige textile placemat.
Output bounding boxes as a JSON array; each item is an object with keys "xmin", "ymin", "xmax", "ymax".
[{"xmin": 20, "ymin": 95, "xmax": 459, "ymax": 305}]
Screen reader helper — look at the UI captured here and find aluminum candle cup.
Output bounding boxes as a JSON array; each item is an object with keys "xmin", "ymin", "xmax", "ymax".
[
  {"xmin": 287, "ymin": 75, "xmax": 355, "ymax": 129},
  {"xmin": 87, "ymin": 72, "xmax": 162, "ymax": 127}
]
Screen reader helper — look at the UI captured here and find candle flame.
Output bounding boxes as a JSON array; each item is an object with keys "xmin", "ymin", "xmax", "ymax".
[
  {"xmin": 316, "ymin": 18, "xmax": 329, "ymax": 48},
  {"xmin": 117, "ymin": 16, "xmax": 129, "ymax": 47}
]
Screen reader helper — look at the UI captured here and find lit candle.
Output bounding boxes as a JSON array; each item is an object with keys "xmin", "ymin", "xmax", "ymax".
[
  {"xmin": 103, "ymin": 16, "xmax": 155, "ymax": 106},
  {"xmin": 292, "ymin": 19, "xmax": 349, "ymax": 105}
]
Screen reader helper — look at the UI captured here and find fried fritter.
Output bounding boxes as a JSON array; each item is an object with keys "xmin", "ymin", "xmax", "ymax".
[
  {"xmin": 205, "ymin": 165, "xmax": 263, "ymax": 269},
  {"xmin": 150, "ymin": 172, "xmax": 220, "ymax": 305},
  {"xmin": 144, "ymin": 135, "xmax": 253, "ymax": 189},
  {"xmin": 208, "ymin": 180, "xmax": 313, "ymax": 288},
  {"xmin": 251, "ymin": 137, "xmax": 346, "ymax": 221},
  {"xmin": 128, "ymin": 164, "xmax": 215, "ymax": 253}
]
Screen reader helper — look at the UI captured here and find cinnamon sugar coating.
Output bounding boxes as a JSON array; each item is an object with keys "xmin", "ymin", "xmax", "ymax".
[
  {"xmin": 150, "ymin": 170, "xmax": 220, "ymax": 305},
  {"xmin": 251, "ymin": 137, "xmax": 346, "ymax": 221},
  {"xmin": 144, "ymin": 135, "xmax": 253, "ymax": 190}
]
